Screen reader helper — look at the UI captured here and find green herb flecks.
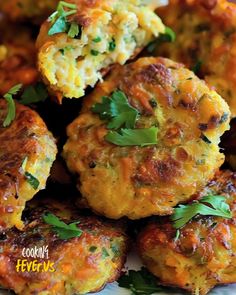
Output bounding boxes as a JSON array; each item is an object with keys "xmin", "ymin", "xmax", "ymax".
[
  {"xmin": 105, "ymin": 127, "xmax": 158, "ymax": 147},
  {"xmin": 109, "ymin": 38, "xmax": 116, "ymax": 51},
  {"xmin": 171, "ymin": 195, "xmax": 232, "ymax": 229},
  {"xmin": 191, "ymin": 60, "xmax": 202, "ymax": 75},
  {"xmin": 25, "ymin": 172, "xmax": 40, "ymax": 190},
  {"xmin": 2, "ymin": 84, "xmax": 22, "ymax": 127},
  {"xmin": 20, "ymin": 82, "xmax": 48, "ymax": 105},
  {"xmin": 48, "ymin": 1, "xmax": 80, "ymax": 38},
  {"xmin": 92, "ymin": 90, "xmax": 139, "ymax": 129},
  {"xmin": 43, "ymin": 212, "xmax": 83, "ymax": 240}
]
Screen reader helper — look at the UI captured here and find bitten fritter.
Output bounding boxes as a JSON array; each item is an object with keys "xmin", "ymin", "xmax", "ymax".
[
  {"xmin": 36, "ymin": 0, "xmax": 165, "ymax": 100},
  {"xmin": 138, "ymin": 170, "xmax": 236, "ymax": 295},
  {"xmin": 0, "ymin": 100, "xmax": 57, "ymax": 230},
  {"xmin": 0, "ymin": 199, "xmax": 128, "ymax": 295},
  {"xmin": 0, "ymin": 0, "xmax": 58, "ymax": 23},
  {"xmin": 154, "ymin": 0, "xmax": 236, "ymax": 117},
  {"xmin": 0, "ymin": 21, "xmax": 38, "ymax": 95},
  {"xmin": 63, "ymin": 57, "xmax": 230, "ymax": 220}
]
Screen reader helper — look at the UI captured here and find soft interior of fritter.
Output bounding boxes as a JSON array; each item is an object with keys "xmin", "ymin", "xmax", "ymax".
[{"xmin": 38, "ymin": 3, "xmax": 164, "ymax": 98}]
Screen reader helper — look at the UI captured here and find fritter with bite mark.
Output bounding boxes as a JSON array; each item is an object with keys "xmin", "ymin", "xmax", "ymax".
[
  {"xmin": 138, "ymin": 170, "xmax": 236, "ymax": 295},
  {"xmin": 154, "ymin": 0, "xmax": 236, "ymax": 117},
  {"xmin": 36, "ymin": 0, "xmax": 165, "ymax": 101},
  {"xmin": 0, "ymin": 198, "xmax": 128, "ymax": 295},
  {"xmin": 63, "ymin": 57, "xmax": 230, "ymax": 220},
  {"xmin": 0, "ymin": 100, "xmax": 57, "ymax": 230}
]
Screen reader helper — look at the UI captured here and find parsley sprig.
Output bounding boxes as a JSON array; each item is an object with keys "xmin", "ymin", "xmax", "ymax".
[
  {"xmin": 118, "ymin": 267, "xmax": 175, "ymax": 295},
  {"xmin": 20, "ymin": 82, "xmax": 48, "ymax": 105},
  {"xmin": 91, "ymin": 90, "xmax": 158, "ymax": 147},
  {"xmin": 48, "ymin": 1, "xmax": 80, "ymax": 38},
  {"xmin": 92, "ymin": 91, "xmax": 139, "ymax": 129},
  {"xmin": 2, "ymin": 84, "xmax": 22, "ymax": 127},
  {"xmin": 106, "ymin": 127, "xmax": 158, "ymax": 147},
  {"xmin": 43, "ymin": 212, "xmax": 83, "ymax": 240},
  {"xmin": 147, "ymin": 26, "xmax": 176, "ymax": 53},
  {"xmin": 171, "ymin": 195, "xmax": 232, "ymax": 229}
]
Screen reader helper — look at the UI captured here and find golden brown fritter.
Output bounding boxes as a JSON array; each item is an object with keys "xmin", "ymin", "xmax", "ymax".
[
  {"xmin": 0, "ymin": 100, "xmax": 57, "ymax": 230},
  {"xmin": 154, "ymin": 0, "xmax": 236, "ymax": 117},
  {"xmin": 138, "ymin": 170, "xmax": 236, "ymax": 295},
  {"xmin": 36, "ymin": 0, "xmax": 165, "ymax": 101},
  {"xmin": 0, "ymin": 199, "xmax": 128, "ymax": 295},
  {"xmin": 63, "ymin": 57, "xmax": 230, "ymax": 220},
  {"xmin": 0, "ymin": 0, "xmax": 58, "ymax": 23},
  {"xmin": 0, "ymin": 21, "xmax": 38, "ymax": 95}
]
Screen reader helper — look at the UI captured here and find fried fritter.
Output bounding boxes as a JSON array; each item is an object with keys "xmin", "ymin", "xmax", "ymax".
[
  {"xmin": 0, "ymin": 199, "xmax": 128, "ymax": 295},
  {"xmin": 36, "ymin": 0, "xmax": 165, "ymax": 100},
  {"xmin": 0, "ymin": 100, "xmax": 57, "ymax": 230},
  {"xmin": 63, "ymin": 57, "xmax": 230, "ymax": 220},
  {"xmin": 138, "ymin": 170, "xmax": 236, "ymax": 295},
  {"xmin": 0, "ymin": 0, "xmax": 58, "ymax": 23},
  {"xmin": 0, "ymin": 21, "xmax": 38, "ymax": 95},
  {"xmin": 154, "ymin": 0, "xmax": 236, "ymax": 117}
]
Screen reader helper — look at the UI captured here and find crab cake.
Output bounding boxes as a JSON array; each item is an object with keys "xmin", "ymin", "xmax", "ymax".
[
  {"xmin": 36, "ymin": 0, "xmax": 165, "ymax": 101},
  {"xmin": 63, "ymin": 57, "xmax": 230, "ymax": 220},
  {"xmin": 138, "ymin": 170, "xmax": 236, "ymax": 295},
  {"xmin": 0, "ymin": 22, "xmax": 38, "ymax": 95},
  {"xmin": 154, "ymin": 0, "xmax": 236, "ymax": 117},
  {"xmin": 0, "ymin": 0, "xmax": 58, "ymax": 23},
  {"xmin": 0, "ymin": 199, "xmax": 128, "ymax": 295},
  {"xmin": 0, "ymin": 100, "xmax": 57, "ymax": 230}
]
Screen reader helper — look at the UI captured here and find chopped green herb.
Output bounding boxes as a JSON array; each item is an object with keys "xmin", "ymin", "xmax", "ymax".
[
  {"xmin": 25, "ymin": 172, "xmax": 40, "ymax": 190},
  {"xmin": 101, "ymin": 247, "xmax": 110, "ymax": 259},
  {"xmin": 191, "ymin": 60, "xmax": 202, "ymax": 75},
  {"xmin": 105, "ymin": 127, "xmax": 158, "ymax": 147},
  {"xmin": 67, "ymin": 22, "xmax": 80, "ymax": 38},
  {"xmin": 43, "ymin": 212, "xmax": 83, "ymax": 240},
  {"xmin": 89, "ymin": 246, "xmax": 97, "ymax": 253},
  {"xmin": 109, "ymin": 38, "xmax": 116, "ymax": 51},
  {"xmin": 200, "ymin": 133, "xmax": 211, "ymax": 144},
  {"xmin": 93, "ymin": 36, "xmax": 102, "ymax": 43},
  {"xmin": 149, "ymin": 98, "xmax": 157, "ymax": 108},
  {"xmin": 59, "ymin": 45, "xmax": 74, "ymax": 55},
  {"xmin": 90, "ymin": 49, "xmax": 99, "ymax": 56},
  {"xmin": 92, "ymin": 90, "xmax": 139, "ymax": 129},
  {"xmin": 3, "ymin": 84, "xmax": 22, "ymax": 127},
  {"xmin": 48, "ymin": 1, "xmax": 79, "ymax": 38},
  {"xmin": 174, "ymin": 229, "xmax": 180, "ymax": 242},
  {"xmin": 147, "ymin": 26, "xmax": 176, "ymax": 53},
  {"xmin": 118, "ymin": 267, "xmax": 170, "ymax": 295},
  {"xmin": 20, "ymin": 82, "xmax": 48, "ymax": 105},
  {"xmin": 171, "ymin": 195, "xmax": 232, "ymax": 229}
]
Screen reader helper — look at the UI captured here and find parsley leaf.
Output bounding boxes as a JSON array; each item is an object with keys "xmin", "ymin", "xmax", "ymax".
[
  {"xmin": 3, "ymin": 84, "xmax": 22, "ymax": 127},
  {"xmin": 118, "ymin": 267, "xmax": 171, "ymax": 295},
  {"xmin": 25, "ymin": 172, "xmax": 40, "ymax": 190},
  {"xmin": 43, "ymin": 213, "xmax": 83, "ymax": 240},
  {"xmin": 191, "ymin": 60, "xmax": 202, "ymax": 75},
  {"xmin": 48, "ymin": 1, "xmax": 79, "ymax": 38},
  {"xmin": 20, "ymin": 82, "xmax": 48, "ymax": 105},
  {"xmin": 105, "ymin": 127, "xmax": 158, "ymax": 147},
  {"xmin": 171, "ymin": 195, "xmax": 232, "ymax": 229},
  {"xmin": 92, "ymin": 90, "xmax": 139, "ymax": 129}
]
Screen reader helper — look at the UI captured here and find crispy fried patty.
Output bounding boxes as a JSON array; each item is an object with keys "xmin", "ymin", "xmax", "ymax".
[
  {"xmin": 0, "ymin": 199, "xmax": 128, "ymax": 295},
  {"xmin": 0, "ymin": 100, "xmax": 57, "ymax": 230},
  {"xmin": 0, "ymin": 0, "xmax": 58, "ymax": 23},
  {"xmin": 0, "ymin": 21, "xmax": 38, "ymax": 95},
  {"xmin": 154, "ymin": 0, "xmax": 236, "ymax": 117},
  {"xmin": 36, "ymin": 0, "xmax": 165, "ymax": 100},
  {"xmin": 138, "ymin": 170, "xmax": 236, "ymax": 295},
  {"xmin": 63, "ymin": 57, "xmax": 230, "ymax": 219}
]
